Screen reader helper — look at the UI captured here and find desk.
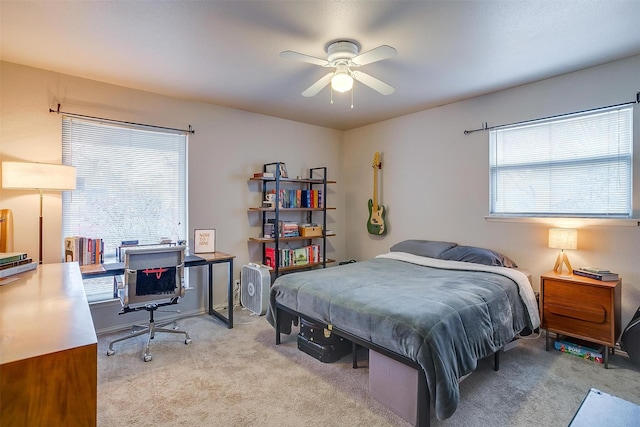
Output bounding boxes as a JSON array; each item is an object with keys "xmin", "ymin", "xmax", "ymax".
[
  {"xmin": 81, "ymin": 251, "xmax": 235, "ymax": 328},
  {"xmin": 0, "ymin": 263, "xmax": 98, "ymax": 426},
  {"xmin": 185, "ymin": 252, "xmax": 235, "ymax": 329}
]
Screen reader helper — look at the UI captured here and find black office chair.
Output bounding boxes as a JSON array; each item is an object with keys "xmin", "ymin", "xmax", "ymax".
[{"xmin": 106, "ymin": 245, "xmax": 191, "ymax": 362}]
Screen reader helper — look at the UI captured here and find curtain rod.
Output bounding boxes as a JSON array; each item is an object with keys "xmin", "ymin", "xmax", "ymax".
[
  {"xmin": 48, "ymin": 104, "xmax": 195, "ymax": 135},
  {"xmin": 463, "ymin": 91, "xmax": 640, "ymax": 135}
]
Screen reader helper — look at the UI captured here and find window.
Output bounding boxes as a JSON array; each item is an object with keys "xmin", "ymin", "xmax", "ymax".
[
  {"xmin": 489, "ymin": 106, "xmax": 633, "ymax": 218},
  {"xmin": 62, "ymin": 117, "xmax": 188, "ymax": 302}
]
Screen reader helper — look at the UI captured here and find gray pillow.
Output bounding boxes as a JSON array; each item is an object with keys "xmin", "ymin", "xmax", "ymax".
[
  {"xmin": 437, "ymin": 245, "xmax": 518, "ymax": 268},
  {"xmin": 390, "ymin": 240, "xmax": 458, "ymax": 259}
]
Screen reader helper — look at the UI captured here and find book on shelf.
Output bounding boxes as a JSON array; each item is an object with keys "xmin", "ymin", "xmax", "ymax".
[
  {"xmin": 293, "ymin": 248, "xmax": 308, "ymax": 266},
  {"xmin": 263, "ymin": 223, "xmax": 275, "ymax": 238},
  {"xmin": 573, "ymin": 269, "xmax": 619, "ymax": 281},
  {"xmin": 0, "ymin": 261, "xmax": 37, "ymax": 279},
  {"xmin": 253, "ymin": 172, "xmax": 274, "ymax": 178},
  {"xmin": 265, "ymin": 247, "xmax": 276, "ymax": 268},
  {"xmin": 0, "ymin": 252, "xmax": 28, "ymax": 265},
  {"xmin": 269, "ymin": 189, "xmax": 323, "ymax": 209},
  {"xmin": 264, "ymin": 244, "xmax": 320, "ymax": 268}
]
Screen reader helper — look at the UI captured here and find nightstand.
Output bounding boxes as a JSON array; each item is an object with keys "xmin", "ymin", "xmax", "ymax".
[{"xmin": 540, "ymin": 271, "xmax": 621, "ymax": 368}]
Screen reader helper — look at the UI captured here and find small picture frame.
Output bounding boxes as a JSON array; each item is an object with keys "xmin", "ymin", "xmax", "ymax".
[
  {"xmin": 279, "ymin": 162, "xmax": 288, "ymax": 178},
  {"xmin": 194, "ymin": 229, "xmax": 216, "ymax": 253}
]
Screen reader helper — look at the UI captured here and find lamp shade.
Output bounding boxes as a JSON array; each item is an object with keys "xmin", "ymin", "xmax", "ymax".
[
  {"xmin": 548, "ymin": 228, "xmax": 578, "ymax": 250},
  {"xmin": 331, "ymin": 73, "xmax": 353, "ymax": 92},
  {"xmin": 2, "ymin": 161, "xmax": 76, "ymax": 191},
  {"xmin": 331, "ymin": 64, "xmax": 353, "ymax": 93}
]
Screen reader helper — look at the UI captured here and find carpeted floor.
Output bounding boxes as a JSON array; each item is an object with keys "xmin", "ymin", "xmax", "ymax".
[{"xmin": 97, "ymin": 309, "xmax": 640, "ymax": 426}]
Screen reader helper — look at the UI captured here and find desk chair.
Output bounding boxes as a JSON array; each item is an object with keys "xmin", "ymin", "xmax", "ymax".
[{"xmin": 107, "ymin": 245, "xmax": 191, "ymax": 362}]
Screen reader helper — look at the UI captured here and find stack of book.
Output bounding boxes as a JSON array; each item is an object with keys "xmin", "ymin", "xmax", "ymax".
[
  {"xmin": 573, "ymin": 267, "xmax": 619, "ymax": 282},
  {"xmin": 267, "ymin": 189, "xmax": 323, "ymax": 209},
  {"xmin": 0, "ymin": 252, "xmax": 37, "ymax": 279},
  {"xmin": 264, "ymin": 220, "xmax": 300, "ymax": 238},
  {"xmin": 64, "ymin": 236, "xmax": 104, "ymax": 265},
  {"xmin": 253, "ymin": 172, "xmax": 275, "ymax": 178},
  {"xmin": 264, "ymin": 244, "xmax": 321, "ymax": 269}
]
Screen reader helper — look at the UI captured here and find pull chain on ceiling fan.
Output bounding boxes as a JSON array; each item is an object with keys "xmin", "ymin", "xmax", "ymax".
[{"xmin": 280, "ymin": 40, "xmax": 397, "ymax": 99}]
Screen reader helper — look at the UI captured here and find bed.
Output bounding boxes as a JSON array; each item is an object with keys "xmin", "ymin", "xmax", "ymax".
[{"xmin": 266, "ymin": 240, "xmax": 540, "ymax": 426}]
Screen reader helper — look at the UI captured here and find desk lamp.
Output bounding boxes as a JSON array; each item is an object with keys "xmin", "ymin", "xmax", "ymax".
[
  {"xmin": 548, "ymin": 228, "xmax": 577, "ymax": 277},
  {"xmin": 2, "ymin": 162, "xmax": 76, "ymax": 264}
]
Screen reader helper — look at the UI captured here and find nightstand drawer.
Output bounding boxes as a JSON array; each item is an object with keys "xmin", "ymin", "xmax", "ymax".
[
  {"xmin": 542, "ymin": 278, "xmax": 614, "ymax": 345},
  {"xmin": 546, "ymin": 302, "xmax": 606, "ymax": 324}
]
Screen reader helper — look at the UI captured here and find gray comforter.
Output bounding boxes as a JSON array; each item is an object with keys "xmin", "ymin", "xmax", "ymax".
[{"xmin": 267, "ymin": 252, "xmax": 540, "ymax": 421}]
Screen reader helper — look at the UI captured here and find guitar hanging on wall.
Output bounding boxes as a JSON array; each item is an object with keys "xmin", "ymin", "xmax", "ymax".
[{"xmin": 367, "ymin": 152, "xmax": 386, "ymax": 235}]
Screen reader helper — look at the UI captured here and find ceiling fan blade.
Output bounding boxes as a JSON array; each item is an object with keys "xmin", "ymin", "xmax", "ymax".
[
  {"xmin": 351, "ymin": 45, "xmax": 397, "ymax": 66},
  {"xmin": 280, "ymin": 50, "xmax": 329, "ymax": 67},
  {"xmin": 301, "ymin": 73, "xmax": 333, "ymax": 97},
  {"xmin": 352, "ymin": 71, "xmax": 395, "ymax": 95}
]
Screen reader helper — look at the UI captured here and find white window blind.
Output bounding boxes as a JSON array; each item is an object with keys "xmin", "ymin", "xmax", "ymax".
[
  {"xmin": 489, "ymin": 106, "xmax": 633, "ymax": 217},
  {"xmin": 62, "ymin": 117, "xmax": 188, "ymax": 265}
]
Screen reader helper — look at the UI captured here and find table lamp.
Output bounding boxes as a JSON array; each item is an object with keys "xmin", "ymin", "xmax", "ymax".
[
  {"xmin": 2, "ymin": 161, "xmax": 76, "ymax": 264},
  {"xmin": 548, "ymin": 227, "xmax": 577, "ymax": 277}
]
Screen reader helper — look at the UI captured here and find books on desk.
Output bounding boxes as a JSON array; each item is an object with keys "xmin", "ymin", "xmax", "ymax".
[
  {"xmin": 0, "ymin": 252, "xmax": 34, "ymax": 277},
  {"xmin": 0, "ymin": 252, "xmax": 28, "ymax": 264},
  {"xmin": 0, "ymin": 260, "xmax": 37, "ymax": 279},
  {"xmin": 573, "ymin": 268, "xmax": 619, "ymax": 281},
  {"xmin": 0, "ymin": 253, "xmax": 31, "ymax": 270}
]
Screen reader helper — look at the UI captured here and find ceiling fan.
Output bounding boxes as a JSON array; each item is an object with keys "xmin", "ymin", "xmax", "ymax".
[{"xmin": 280, "ymin": 40, "xmax": 397, "ymax": 97}]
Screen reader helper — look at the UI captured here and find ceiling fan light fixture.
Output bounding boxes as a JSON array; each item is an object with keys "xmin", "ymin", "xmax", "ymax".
[
  {"xmin": 282, "ymin": 40, "xmax": 396, "ymax": 97},
  {"xmin": 331, "ymin": 70, "xmax": 353, "ymax": 93}
]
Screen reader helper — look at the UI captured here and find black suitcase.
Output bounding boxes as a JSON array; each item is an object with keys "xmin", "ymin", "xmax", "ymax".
[
  {"xmin": 297, "ymin": 318, "xmax": 351, "ymax": 363},
  {"xmin": 620, "ymin": 306, "xmax": 640, "ymax": 366}
]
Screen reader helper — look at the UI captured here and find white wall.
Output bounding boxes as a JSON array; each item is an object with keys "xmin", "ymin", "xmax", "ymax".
[
  {"xmin": 3, "ymin": 55, "xmax": 640, "ymax": 331},
  {"xmin": 343, "ymin": 55, "xmax": 640, "ymax": 327},
  {"xmin": 0, "ymin": 61, "xmax": 345, "ymax": 330}
]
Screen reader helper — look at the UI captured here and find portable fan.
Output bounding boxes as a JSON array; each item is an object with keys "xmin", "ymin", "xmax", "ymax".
[{"xmin": 240, "ymin": 263, "xmax": 271, "ymax": 315}]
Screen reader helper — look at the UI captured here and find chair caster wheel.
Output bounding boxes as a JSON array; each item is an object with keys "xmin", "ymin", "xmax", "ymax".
[
  {"xmin": 107, "ymin": 349, "xmax": 115, "ymax": 356},
  {"xmin": 144, "ymin": 355, "xmax": 152, "ymax": 362},
  {"xmin": 185, "ymin": 338, "xmax": 192, "ymax": 345}
]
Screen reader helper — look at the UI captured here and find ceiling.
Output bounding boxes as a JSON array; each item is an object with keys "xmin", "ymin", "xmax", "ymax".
[{"xmin": 2, "ymin": 1, "xmax": 640, "ymax": 131}]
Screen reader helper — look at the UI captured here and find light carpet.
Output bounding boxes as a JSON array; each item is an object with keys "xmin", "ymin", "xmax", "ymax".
[{"xmin": 97, "ymin": 309, "xmax": 640, "ymax": 426}]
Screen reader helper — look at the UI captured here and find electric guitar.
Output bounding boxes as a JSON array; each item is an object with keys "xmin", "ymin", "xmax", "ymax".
[{"xmin": 367, "ymin": 152, "xmax": 386, "ymax": 235}]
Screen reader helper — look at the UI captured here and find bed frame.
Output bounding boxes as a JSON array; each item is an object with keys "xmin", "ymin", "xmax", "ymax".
[{"xmin": 274, "ymin": 302, "xmax": 501, "ymax": 427}]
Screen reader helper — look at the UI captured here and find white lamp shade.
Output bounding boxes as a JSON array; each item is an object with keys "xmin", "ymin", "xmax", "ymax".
[
  {"xmin": 548, "ymin": 228, "xmax": 578, "ymax": 250},
  {"xmin": 331, "ymin": 73, "xmax": 353, "ymax": 92},
  {"xmin": 2, "ymin": 161, "xmax": 76, "ymax": 191},
  {"xmin": 331, "ymin": 66, "xmax": 354, "ymax": 93}
]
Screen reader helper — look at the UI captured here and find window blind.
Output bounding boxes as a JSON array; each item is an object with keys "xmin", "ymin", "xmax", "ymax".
[
  {"xmin": 489, "ymin": 106, "xmax": 633, "ymax": 217},
  {"xmin": 62, "ymin": 117, "xmax": 188, "ymax": 263}
]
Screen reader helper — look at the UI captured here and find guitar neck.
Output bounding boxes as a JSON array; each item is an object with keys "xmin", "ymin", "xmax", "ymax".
[{"xmin": 372, "ymin": 165, "xmax": 378, "ymax": 211}]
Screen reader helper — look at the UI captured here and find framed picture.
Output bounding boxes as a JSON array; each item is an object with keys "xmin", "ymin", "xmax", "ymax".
[
  {"xmin": 279, "ymin": 162, "xmax": 288, "ymax": 178},
  {"xmin": 194, "ymin": 229, "xmax": 216, "ymax": 253},
  {"xmin": 265, "ymin": 162, "xmax": 288, "ymax": 178}
]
